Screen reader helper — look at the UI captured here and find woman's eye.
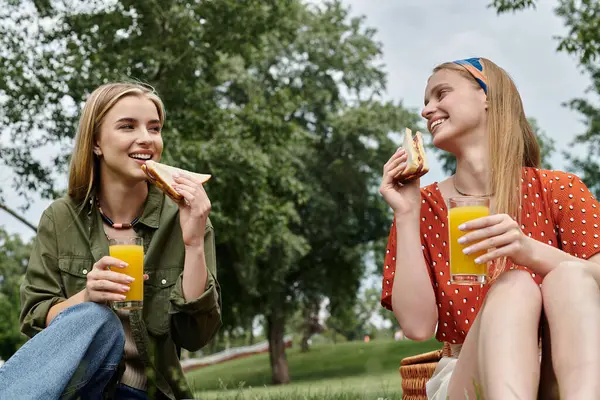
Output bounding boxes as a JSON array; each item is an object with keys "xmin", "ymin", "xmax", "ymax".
[
  {"xmin": 120, "ymin": 124, "xmax": 134, "ymax": 130},
  {"xmin": 150, "ymin": 126, "xmax": 162, "ymax": 132}
]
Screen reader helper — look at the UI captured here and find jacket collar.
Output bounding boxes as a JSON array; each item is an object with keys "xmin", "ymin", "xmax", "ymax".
[{"xmin": 137, "ymin": 184, "xmax": 164, "ymax": 229}]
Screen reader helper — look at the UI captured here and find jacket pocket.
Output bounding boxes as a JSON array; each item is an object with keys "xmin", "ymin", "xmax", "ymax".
[
  {"xmin": 143, "ymin": 266, "xmax": 181, "ymax": 336},
  {"xmin": 57, "ymin": 257, "xmax": 94, "ymax": 298}
]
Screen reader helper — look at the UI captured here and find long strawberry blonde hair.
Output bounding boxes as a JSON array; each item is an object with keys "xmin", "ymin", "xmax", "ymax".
[
  {"xmin": 68, "ymin": 82, "xmax": 165, "ymax": 207},
  {"xmin": 433, "ymin": 58, "xmax": 541, "ymax": 274}
]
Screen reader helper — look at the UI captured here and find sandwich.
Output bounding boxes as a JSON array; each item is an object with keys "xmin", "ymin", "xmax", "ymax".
[
  {"xmin": 394, "ymin": 128, "xmax": 429, "ymax": 183},
  {"xmin": 141, "ymin": 160, "xmax": 211, "ymax": 202}
]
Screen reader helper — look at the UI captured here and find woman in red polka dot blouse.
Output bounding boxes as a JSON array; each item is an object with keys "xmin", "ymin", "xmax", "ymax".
[{"xmin": 379, "ymin": 58, "xmax": 600, "ymax": 400}]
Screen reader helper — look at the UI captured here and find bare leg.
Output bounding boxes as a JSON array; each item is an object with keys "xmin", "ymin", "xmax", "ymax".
[
  {"xmin": 447, "ymin": 270, "xmax": 542, "ymax": 400},
  {"xmin": 542, "ymin": 262, "xmax": 600, "ymax": 400}
]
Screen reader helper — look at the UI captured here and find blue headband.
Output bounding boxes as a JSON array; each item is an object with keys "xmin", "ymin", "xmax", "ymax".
[{"xmin": 452, "ymin": 57, "xmax": 488, "ymax": 94}]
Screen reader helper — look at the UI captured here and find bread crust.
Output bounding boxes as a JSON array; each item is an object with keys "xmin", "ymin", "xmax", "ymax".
[{"xmin": 141, "ymin": 160, "xmax": 211, "ymax": 202}]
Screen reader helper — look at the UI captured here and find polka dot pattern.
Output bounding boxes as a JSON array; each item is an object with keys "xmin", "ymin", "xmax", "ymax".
[{"xmin": 380, "ymin": 168, "xmax": 600, "ymax": 344}]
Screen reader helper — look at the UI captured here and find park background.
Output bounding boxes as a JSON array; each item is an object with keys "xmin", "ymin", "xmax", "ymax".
[{"xmin": 2, "ymin": 0, "xmax": 600, "ymax": 398}]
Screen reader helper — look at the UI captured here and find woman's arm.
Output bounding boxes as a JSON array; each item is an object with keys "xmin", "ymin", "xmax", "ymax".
[
  {"xmin": 460, "ymin": 171, "xmax": 600, "ymax": 281},
  {"xmin": 166, "ymin": 175, "xmax": 222, "ymax": 350},
  {"xmin": 46, "ymin": 255, "xmax": 137, "ymax": 325},
  {"xmin": 386, "ymin": 213, "xmax": 438, "ymax": 341},
  {"xmin": 20, "ymin": 209, "xmax": 66, "ymax": 337},
  {"xmin": 169, "ymin": 223, "xmax": 222, "ymax": 351},
  {"xmin": 544, "ymin": 248, "xmax": 600, "ymax": 286},
  {"xmin": 378, "ymin": 149, "xmax": 438, "ymax": 341},
  {"xmin": 523, "ymin": 237, "xmax": 584, "ymax": 276},
  {"xmin": 181, "ymin": 245, "xmax": 209, "ymax": 301},
  {"xmin": 526, "ymin": 171, "xmax": 600, "ymax": 282}
]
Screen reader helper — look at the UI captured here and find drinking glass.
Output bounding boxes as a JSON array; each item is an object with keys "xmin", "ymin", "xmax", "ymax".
[
  {"xmin": 108, "ymin": 237, "xmax": 144, "ymax": 310},
  {"xmin": 448, "ymin": 196, "xmax": 490, "ymax": 285}
]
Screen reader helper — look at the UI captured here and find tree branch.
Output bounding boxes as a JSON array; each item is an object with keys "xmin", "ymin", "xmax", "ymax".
[{"xmin": 0, "ymin": 203, "xmax": 37, "ymax": 233}]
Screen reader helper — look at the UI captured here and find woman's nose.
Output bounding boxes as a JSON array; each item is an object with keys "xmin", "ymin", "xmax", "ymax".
[
  {"xmin": 421, "ymin": 103, "xmax": 434, "ymax": 120},
  {"xmin": 137, "ymin": 128, "xmax": 152, "ymax": 144}
]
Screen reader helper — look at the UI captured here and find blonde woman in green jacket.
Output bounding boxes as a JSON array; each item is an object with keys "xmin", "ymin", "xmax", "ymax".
[{"xmin": 0, "ymin": 82, "xmax": 222, "ymax": 399}]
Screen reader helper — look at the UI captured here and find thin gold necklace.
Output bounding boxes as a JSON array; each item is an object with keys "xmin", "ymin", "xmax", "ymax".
[{"xmin": 453, "ymin": 177, "xmax": 493, "ymax": 197}]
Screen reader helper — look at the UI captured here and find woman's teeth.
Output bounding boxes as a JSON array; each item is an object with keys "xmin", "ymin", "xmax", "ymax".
[
  {"xmin": 130, "ymin": 154, "xmax": 151, "ymax": 160},
  {"xmin": 431, "ymin": 119, "xmax": 446, "ymax": 130}
]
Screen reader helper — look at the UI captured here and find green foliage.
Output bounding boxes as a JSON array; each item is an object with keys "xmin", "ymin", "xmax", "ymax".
[
  {"xmin": 554, "ymin": 1, "xmax": 600, "ymax": 65},
  {"xmin": 0, "ymin": 0, "xmax": 421, "ymax": 379},
  {"xmin": 488, "ymin": 0, "xmax": 537, "ymax": 14},
  {"xmin": 378, "ymin": 307, "xmax": 400, "ymax": 334},
  {"xmin": 491, "ymin": 0, "xmax": 600, "ymax": 65},
  {"xmin": 556, "ymin": 63, "xmax": 600, "ymax": 197},
  {"xmin": 0, "ymin": 228, "xmax": 31, "ymax": 360},
  {"xmin": 326, "ymin": 286, "xmax": 383, "ymax": 341}
]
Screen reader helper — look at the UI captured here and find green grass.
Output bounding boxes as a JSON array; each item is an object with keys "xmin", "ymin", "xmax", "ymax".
[{"xmin": 187, "ymin": 338, "xmax": 440, "ymax": 399}]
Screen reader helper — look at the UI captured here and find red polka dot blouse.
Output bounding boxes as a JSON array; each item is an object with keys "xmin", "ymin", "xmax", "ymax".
[{"xmin": 380, "ymin": 168, "xmax": 600, "ymax": 344}]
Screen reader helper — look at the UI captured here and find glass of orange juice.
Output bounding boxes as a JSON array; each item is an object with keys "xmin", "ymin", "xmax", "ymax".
[
  {"xmin": 109, "ymin": 237, "xmax": 144, "ymax": 310},
  {"xmin": 448, "ymin": 196, "xmax": 490, "ymax": 285}
]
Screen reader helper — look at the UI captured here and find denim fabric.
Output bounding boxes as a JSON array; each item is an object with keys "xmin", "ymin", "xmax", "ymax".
[
  {"xmin": 114, "ymin": 383, "xmax": 149, "ymax": 400},
  {"xmin": 0, "ymin": 302, "xmax": 125, "ymax": 400}
]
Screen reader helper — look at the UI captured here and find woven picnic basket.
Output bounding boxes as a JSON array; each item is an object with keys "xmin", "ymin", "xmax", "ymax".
[{"xmin": 399, "ymin": 342, "xmax": 452, "ymax": 400}]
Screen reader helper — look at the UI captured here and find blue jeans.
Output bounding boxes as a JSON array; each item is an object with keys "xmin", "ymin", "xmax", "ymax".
[
  {"xmin": 114, "ymin": 383, "xmax": 149, "ymax": 399},
  {"xmin": 0, "ymin": 302, "xmax": 131, "ymax": 399}
]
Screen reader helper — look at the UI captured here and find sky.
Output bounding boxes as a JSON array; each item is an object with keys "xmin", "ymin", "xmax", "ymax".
[{"xmin": 1, "ymin": 0, "xmax": 593, "ymax": 244}]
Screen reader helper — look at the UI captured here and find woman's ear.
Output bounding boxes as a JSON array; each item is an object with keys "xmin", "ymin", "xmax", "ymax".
[{"xmin": 93, "ymin": 142, "xmax": 102, "ymax": 157}]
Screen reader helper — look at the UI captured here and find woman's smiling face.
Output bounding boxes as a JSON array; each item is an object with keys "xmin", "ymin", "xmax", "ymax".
[
  {"xmin": 94, "ymin": 95, "xmax": 164, "ymax": 183},
  {"xmin": 421, "ymin": 69, "xmax": 488, "ymax": 152}
]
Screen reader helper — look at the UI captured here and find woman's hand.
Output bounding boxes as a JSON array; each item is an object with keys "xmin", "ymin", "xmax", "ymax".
[
  {"xmin": 379, "ymin": 148, "xmax": 422, "ymax": 217},
  {"xmin": 173, "ymin": 173, "xmax": 211, "ymax": 248},
  {"xmin": 457, "ymin": 213, "xmax": 533, "ymax": 267},
  {"xmin": 85, "ymin": 256, "xmax": 139, "ymax": 303}
]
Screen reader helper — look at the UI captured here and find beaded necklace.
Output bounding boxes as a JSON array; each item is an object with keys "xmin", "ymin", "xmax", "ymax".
[{"xmin": 96, "ymin": 197, "xmax": 140, "ymax": 229}]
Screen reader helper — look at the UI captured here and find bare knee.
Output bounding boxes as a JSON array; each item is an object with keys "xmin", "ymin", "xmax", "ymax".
[
  {"xmin": 542, "ymin": 261, "xmax": 597, "ymax": 300},
  {"xmin": 477, "ymin": 270, "xmax": 542, "ymax": 337},
  {"xmin": 487, "ymin": 269, "xmax": 542, "ymax": 308}
]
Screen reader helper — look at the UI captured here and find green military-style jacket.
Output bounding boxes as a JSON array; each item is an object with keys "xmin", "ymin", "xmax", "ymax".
[{"xmin": 19, "ymin": 184, "xmax": 222, "ymax": 399}]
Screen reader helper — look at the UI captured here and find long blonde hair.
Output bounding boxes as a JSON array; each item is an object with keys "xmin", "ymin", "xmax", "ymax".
[
  {"xmin": 433, "ymin": 58, "xmax": 541, "ymax": 274},
  {"xmin": 68, "ymin": 82, "xmax": 165, "ymax": 206}
]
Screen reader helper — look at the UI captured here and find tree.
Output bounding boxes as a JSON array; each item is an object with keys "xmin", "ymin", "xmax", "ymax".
[
  {"xmin": 0, "ymin": 0, "xmax": 420, "ymax": 383},
  {"xmin": 378, "ymin": 306, "xmax": 400, "ymax": 335},
  {"xmin": 0, "ymin": 229, "xmax": 31, "ymax": 360},
  {"xmin": 430, "ymin": 117, "xmax": 556, "ymax": 176},
  {"xmin": 326, "ymin": 286, "xmax": 382, "ymax": 342},
  {"xmin": 490, "ymin": 0, "xmax": 600, "ymax": 65},
  {"xmin": 489, "ymin": 0, "xmax": 600, "ymax": 198},
  {"xmin": 488, "ymin": 0, "xmax": 537, "ymax": 15}
]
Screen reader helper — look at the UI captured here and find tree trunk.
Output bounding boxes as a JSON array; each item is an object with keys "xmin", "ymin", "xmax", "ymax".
[
  {"xmin": 267, "ymin": 310, "xmax": 290, "ymax": 385},
  {"xmin": 209, "ymin": 331, "xmax": 219, "ymax": 354},
  {"xmin": 300, "ymin": 334, "xmax": 310, "ymax": 352},
  {"xmin": 300, "ymin": 301, "xmax": 323, "ymax": 352},
  {"xmin": 300, "ymin": 306, "xmax": 311, "ymax": 352},
  {"xmin": 247, "ymin": 319, "xmax": 254, "ymax": 346}
]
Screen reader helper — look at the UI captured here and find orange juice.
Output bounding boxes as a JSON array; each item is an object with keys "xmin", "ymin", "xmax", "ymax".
[
  {"xmin": 448, "ymin": 202, "xmax": 490, "ymax": 284},
  {"xmin": 109, "ymin": 243, "xmax": 144, "ymax": 309}
]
